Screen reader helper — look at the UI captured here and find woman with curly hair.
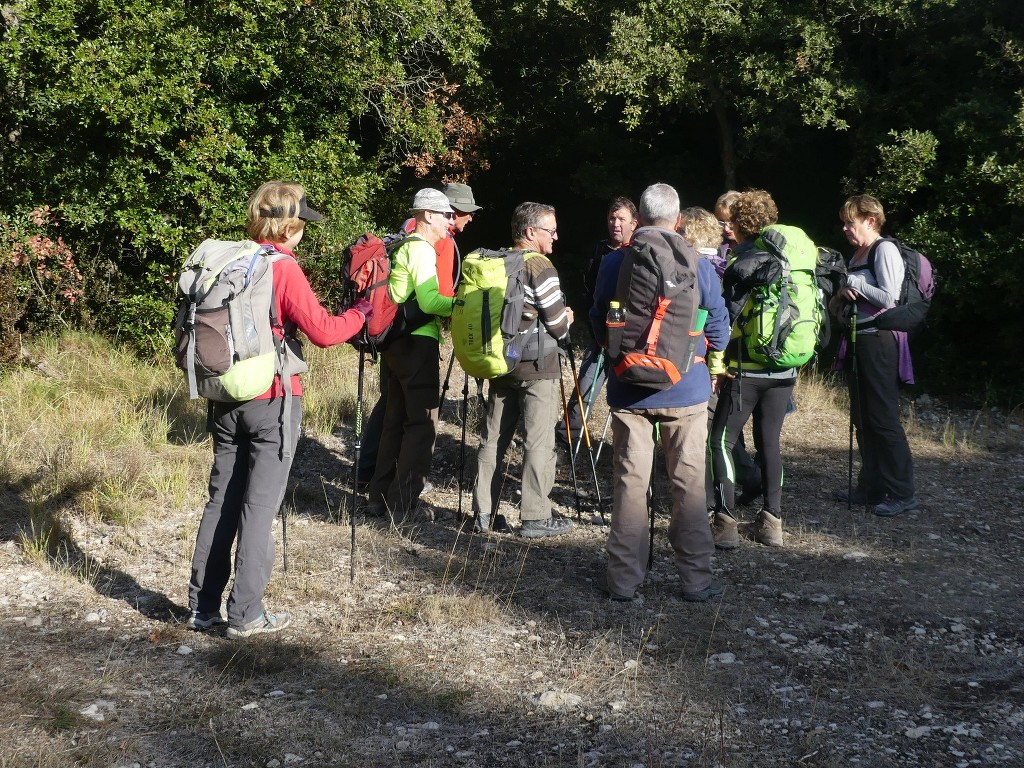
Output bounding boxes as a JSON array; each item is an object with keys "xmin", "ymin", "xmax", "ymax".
[{"xmin": 708, "ymin": 190, "xmax": 805, "ymax": 548}]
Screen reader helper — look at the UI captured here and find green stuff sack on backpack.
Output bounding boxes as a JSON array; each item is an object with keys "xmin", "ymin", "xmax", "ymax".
[
  {"xmin": 451, "ymin": 248, "xmax": 530, "ymax": 379},
  {"xmin": 733, "ymin": 224, "xmax": 821, "ymax": 371}
]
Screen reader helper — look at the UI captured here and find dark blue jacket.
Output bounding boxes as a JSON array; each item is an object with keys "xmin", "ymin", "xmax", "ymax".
[{"xmin": 589, "ymin": 227, "xmax": 729, "ymax": 409}]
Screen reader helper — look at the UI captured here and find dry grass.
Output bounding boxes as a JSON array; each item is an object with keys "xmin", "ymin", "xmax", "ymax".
[{"xmin": 1, "ymin": 333, "xmax": 1023, "ymax": 766}]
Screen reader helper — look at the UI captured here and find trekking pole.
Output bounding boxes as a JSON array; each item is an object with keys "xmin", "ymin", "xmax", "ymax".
[
  {"xmin": 580, "ymin": 348, "xmax": 605, "ymax": 433},
  {"xmin": 438, "ymin": 351, "xmax": 456, "ymax": 422},
  {"xmin": 565, "ymin": 340, "xmax": 606, "ymax": 523},
  {"xmin": 458, "ymin": 371, "xmax": 470, "ymax": 525},
  {"xmin": 558, "ymin": 356, "xmax": 583, "ymax": 519},
  {"xmin": 848, "ymin": 313, "xmax": 857, "ymax": 511},
  {"xmin": 647, "ymin": 420, "xmax": 660, "ymax": 570},
  {"xmin": 594, "ymin": 410, "xmax": 613, "ymax": 466},
  {"xmin": 571, "ymin": 347, "xmax": 602, "ymax": 465},
  {"xmin": 349, "ymin": 345, "xmax": 366, "ymax": 582},
  {"xmin": 280, "ymin": 502, "xmax": 288, "ymax": 572}
]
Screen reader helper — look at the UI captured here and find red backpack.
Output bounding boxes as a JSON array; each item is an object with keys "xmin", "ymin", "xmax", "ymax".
[{"xmin": 341, "ymin": 232, "xmax": 430, "ymax": 350}]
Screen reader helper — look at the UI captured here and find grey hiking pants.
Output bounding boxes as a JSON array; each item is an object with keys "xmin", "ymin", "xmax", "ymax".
[
  {"xmin": 188, "ymin": 397, "xmax": 301, "ymax": 628},
  {"xmin": 606, "ymin": 403, "xmax": 714, "ymax": 598},
  {"xmin": 473, "ymin": 376, "xmax": 558, "ymax": 522}
]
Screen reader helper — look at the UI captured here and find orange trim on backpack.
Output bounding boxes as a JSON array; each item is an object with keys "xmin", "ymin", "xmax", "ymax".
[{"xmin": 644, "ymin": 297, "xmax": 672, "ymax": 355}]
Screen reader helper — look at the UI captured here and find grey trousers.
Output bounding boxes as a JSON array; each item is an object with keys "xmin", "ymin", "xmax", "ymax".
[
  {"xmin": 189, "ymin": 396, "xmax": 301, "ymax": 627},
  {"xmin": 473, "ymin": 376, "xmax": 557, "ymax": 522},
  {"xmin": 606, "ymin": 402, "xmax": 714, "ymax": 597}
]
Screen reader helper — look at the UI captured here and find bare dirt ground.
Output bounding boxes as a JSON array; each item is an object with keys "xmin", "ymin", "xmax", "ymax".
[{"xmin": 2, "ymin": 361, "xmax": 1023, "ymax": 767}]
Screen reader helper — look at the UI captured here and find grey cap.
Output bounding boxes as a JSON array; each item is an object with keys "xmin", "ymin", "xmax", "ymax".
[
  {"xmin": 409, "ymin": 187, "xmax": 454, "ymax": 214},
  {"xmin": 442, "ymin": 182, "xmax": 482, "ymax": 213}
]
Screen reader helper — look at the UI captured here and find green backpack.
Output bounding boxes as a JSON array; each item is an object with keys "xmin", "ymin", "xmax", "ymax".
[
  {"xmin": 452, "ymin": 248, "xmax": 538, "ymax": 379},
  {"xmin": 733, "ymin": 224, "xmax": 821, "ymax": 371}
]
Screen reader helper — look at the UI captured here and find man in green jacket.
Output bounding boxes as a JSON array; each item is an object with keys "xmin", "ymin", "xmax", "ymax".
[{"xmin": 367, "ymin": 188, "xmax": 456, "ymax": 525}]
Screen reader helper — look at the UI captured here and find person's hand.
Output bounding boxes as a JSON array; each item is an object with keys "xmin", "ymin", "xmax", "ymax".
[
  {"xmin": 715, "ymin": 372, "xmax": 735, "ymax": 392},
  {"xmin": 565, "ymin": 307, "xmax": 575, "ymax": 326},
  {"xmin": 351, "ymin": 299, "xmax": 373, "ymax": 320}
]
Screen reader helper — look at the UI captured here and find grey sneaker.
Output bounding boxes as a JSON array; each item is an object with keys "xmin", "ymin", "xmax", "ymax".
[
  {"xmin": 682, "ymin": 579, "xmax": 725, "ymax": 603},
  {"xmin": 187, "ymin": 611, "xmax": 227, "ymax": 631},
  {"xmin": 874, "ymin": 496, "xmax": 919, "ymax": 517},
  {"xmin": 608, "ymin": 592, "xmax": 644, "ymax": 605},
  {"xmin": 225, "ymin": 611, "xmax": 292, "ymax": 639},
  {"xmin": 519, "ymin": 516, "xmax": 572, "ymax": 539}
]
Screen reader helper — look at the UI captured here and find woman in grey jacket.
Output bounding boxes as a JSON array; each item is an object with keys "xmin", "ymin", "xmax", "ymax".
[{"xmin": 831, "ymin": 194, "xmax": 918, "ymax": 517}]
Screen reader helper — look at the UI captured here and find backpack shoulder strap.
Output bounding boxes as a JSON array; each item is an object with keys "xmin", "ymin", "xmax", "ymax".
[{"xmin": 865, "ymin": 236, "xmax": 898, "ymax": 274}]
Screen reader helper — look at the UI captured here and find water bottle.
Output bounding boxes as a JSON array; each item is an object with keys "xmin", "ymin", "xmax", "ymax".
[{"xmin": 606, "ymin": 300, "xmax": 625, "ymax": 357}]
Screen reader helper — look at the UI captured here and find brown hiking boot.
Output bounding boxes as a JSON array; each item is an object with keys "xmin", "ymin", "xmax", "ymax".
[
  {"xmin": 754, "ymin": 509, "xmax": 783, "ymax": 547},
  {"xmin": 712, "ymin": 512, "xmax": 740, "ymax": 550}
]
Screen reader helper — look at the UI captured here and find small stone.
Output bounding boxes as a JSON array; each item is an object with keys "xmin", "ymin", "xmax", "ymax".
[
  {"xmin": 529, "ymin": 671, "xmax": 544, "ymax": 681},
  {"xmin": 395, "ymin": 741, "xmax": 410, "ymax": 751},
  {"xmin": 283, "ymin": 755, "xmax": 303, "ymax": 764},
  {"xmin": 79, "ymin": 704, "xmax": 104, "ymax": 722},
  {"xmin": 538, "ymin": 690, "xmax": 582, "ymax": 710},
  {"xmin": 267, "ymin": 690, "xmax": 286, "ymax": 698},
  {"xmin": 905, "ymin": 726, "xmax": 931, "ymax": 738},
  {"xmin": 843, "ymin": 551, "xmax": 868, "ymax": 561},
  {"xmin": 607, "ymin": 700, "xmax": 626, "ymax": 712},
  {"xmin": 506, "ymin": 740, "xmax": 522, "ymax": 747},
  {"xmin": 709, "ymin": 652, "xmax": 736, "ymax": 664},
  {"xmin": 85, "ymin": 612, "xmax": 101, "ymax": 623},
  {"xmin": 241, "ymin": 702, "xmax": 259, "ymax": 710},
  {"xmin": 623, "ymin": 659, "xmax": 638, "ymax": 670},
  {"xmin": 423, "ymin": 721, "xmax": 440, "ymax": 730},
  {"xmin": 266, "ymin": 760, "xmax": 280, "ymax": 768},
  {"xmin": 176, "ymin": 645, "xmax": 192, "ymax": 656}
]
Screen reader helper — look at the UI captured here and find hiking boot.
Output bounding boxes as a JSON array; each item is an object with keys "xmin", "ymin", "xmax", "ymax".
[
  {"xmin": 364, "ymin": 500, "xmax": 387, "ymax": 517},
  {"xmin": 519, "ymin": 516, "xmax": 572, "ymax": 539},
  {"xmin": 754, "ymin": 509, "xmax": 784, "ymax": 547},
  {"xmin": 225, "ymin": 611, "xmax": 292, "ymax": 639},
  {"xmin": 835, "ymin": 487, "xmax": 884, "ymax": 505},
  {"xmin": 874, "ymin": 495, "xmax": 920, "ymax": 517},
  {"xmin": 682, "ymin": 579, "xmax": 724, "ymax": 603},
  {"xmin": 187, "ymin": 610, "xmax": 227, "ymax": 631},
  {"xmin": 712, "ymin": 512, "xmax": 740, "ymax": 550},
  {"xmin": 470, "ymin": 513, "xmax": 512, "ymax": 534}
]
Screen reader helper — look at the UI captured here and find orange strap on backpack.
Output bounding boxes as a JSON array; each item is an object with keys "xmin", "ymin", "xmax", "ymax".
[{"xmin": 644, "ymin": 297, "xmax": 671, "ymax": 355}]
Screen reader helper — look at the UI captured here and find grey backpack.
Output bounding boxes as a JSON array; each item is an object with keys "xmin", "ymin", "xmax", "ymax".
[{"xmin": 174, "ymin": 239, "xmax": 307, "ymax": 399}]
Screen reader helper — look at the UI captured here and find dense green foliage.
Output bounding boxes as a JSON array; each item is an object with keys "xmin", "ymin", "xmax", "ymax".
[{"xmin": 1, "ymin": 0, "xmax": 1022, "ymax": 399}]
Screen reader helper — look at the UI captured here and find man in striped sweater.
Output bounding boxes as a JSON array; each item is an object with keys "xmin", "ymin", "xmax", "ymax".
[{"xmin": 471, "ymin": 202, "xmax": 575, "ymax": 538}]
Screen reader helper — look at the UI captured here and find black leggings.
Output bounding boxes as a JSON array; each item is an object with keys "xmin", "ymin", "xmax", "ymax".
[{"xmin": 709, "ymin": 375, "xmax": 795, "ymax": 516}]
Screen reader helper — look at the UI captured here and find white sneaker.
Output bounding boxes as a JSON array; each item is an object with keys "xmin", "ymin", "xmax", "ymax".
[{"xmin": 226, "ymin": 611, "xmax": 292, "ymax": 639}]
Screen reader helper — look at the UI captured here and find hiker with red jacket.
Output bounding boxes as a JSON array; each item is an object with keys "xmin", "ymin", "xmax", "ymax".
[
  {"xmin": 591, "ymin": 183, "xmax": 729, "ymax": 603},
  {"xmin": 188, "ymin": 181, "xmax": 371, "ymax": 639}
]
